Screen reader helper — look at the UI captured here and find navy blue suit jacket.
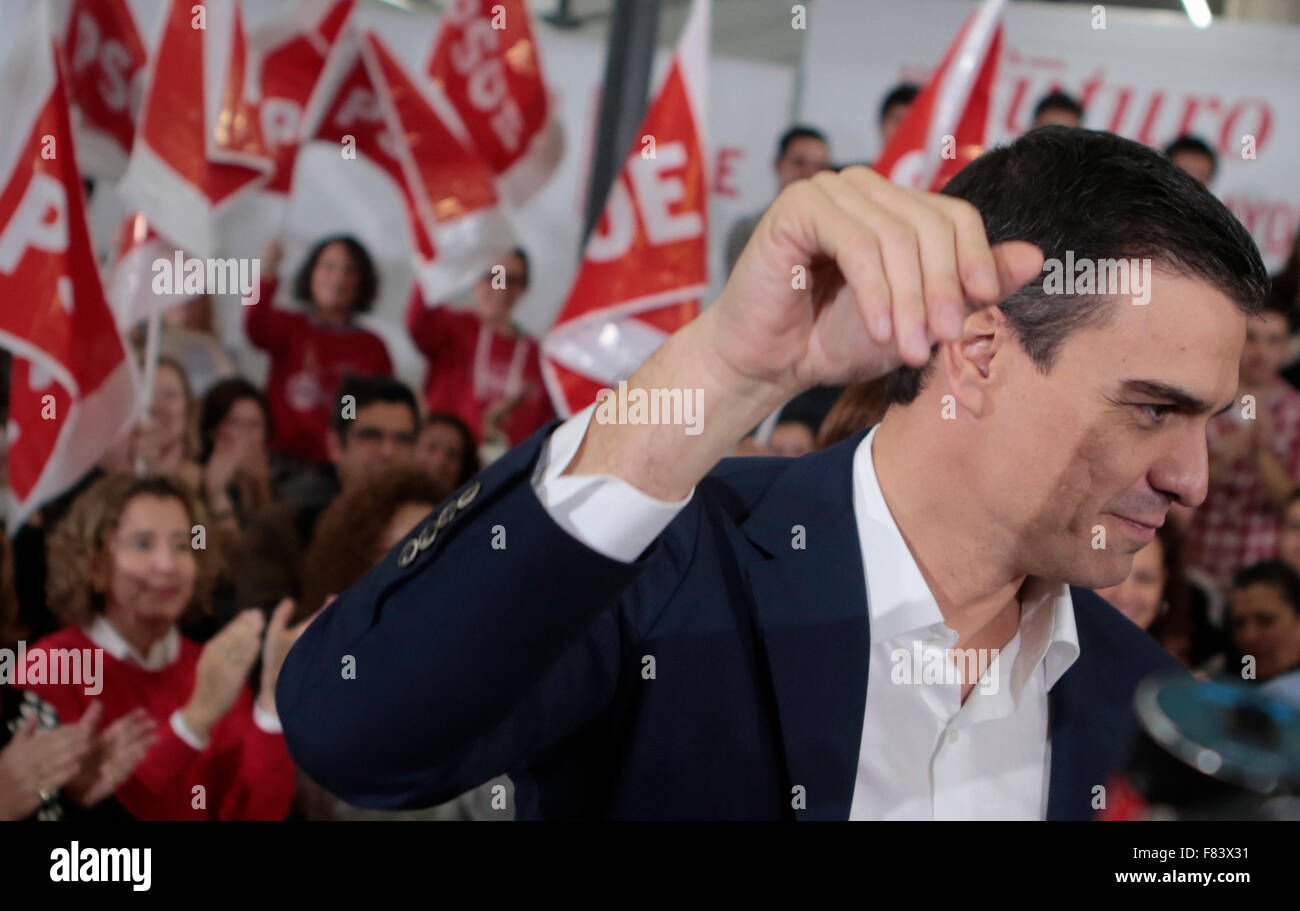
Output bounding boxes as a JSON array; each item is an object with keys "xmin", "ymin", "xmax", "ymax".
[{"xmin": 276, "ymin": 423, "xmax": 1185, "ymax": 819}]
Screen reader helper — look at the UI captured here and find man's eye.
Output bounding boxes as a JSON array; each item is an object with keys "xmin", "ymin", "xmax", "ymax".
[{"xmin": 1139, "ymin": 403, "xmax": 1174, "ymax": 423}]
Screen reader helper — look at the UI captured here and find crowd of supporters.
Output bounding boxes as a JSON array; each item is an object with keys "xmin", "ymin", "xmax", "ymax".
[{"xmin": 1, "ymin": 83, "xmax": 1298, "ymax": 821}]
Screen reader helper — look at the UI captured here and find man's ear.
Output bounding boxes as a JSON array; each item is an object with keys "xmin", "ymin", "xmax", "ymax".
[
  {"xmin": 938, "ymin": 307, "xmax": 1005, "ymax": 418},
  {"xmin": 327, "ymin": 429, "xmax": 345, "ymax": 467}
]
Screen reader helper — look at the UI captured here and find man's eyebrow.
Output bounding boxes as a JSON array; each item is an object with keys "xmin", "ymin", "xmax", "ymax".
[{"xmin": 1120, "ymin": 379, "xmax": 1232, "ymax": 415}]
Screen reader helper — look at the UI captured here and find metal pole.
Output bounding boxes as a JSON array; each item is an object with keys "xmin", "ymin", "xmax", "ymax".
[{"xmin": 581, "ymin": 0, "xmax": 661, "ymax": 247}]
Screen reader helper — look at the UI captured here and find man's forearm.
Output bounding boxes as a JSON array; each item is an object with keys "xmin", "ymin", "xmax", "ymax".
[{"xmin": 562, "ymin": 309, "xmax": 794, "ymax": 501}]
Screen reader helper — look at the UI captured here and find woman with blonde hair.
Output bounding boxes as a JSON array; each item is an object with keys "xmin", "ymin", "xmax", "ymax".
[{"xmin": 25, "ymin": 474, "xmax": 308, "ymax": 819}]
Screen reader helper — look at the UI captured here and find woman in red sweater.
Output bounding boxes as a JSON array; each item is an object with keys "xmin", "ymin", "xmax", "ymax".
[
  {"xmin": 247, "ymin": 236, "xmax": 393, "ymax": 465},
  {"xmin": 26, "ymin": 474, "xmax": 307, "ymax": 820},
  {"xmin": 406, "ymin": 247, "xmax": 555, "ymax": 450}
]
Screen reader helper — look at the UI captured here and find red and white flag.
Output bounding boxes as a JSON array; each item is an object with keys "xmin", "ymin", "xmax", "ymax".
[
  {"xmin": 301, "ymin": 19, "xmax": 514, "ymax": 301},
  {"xmin": 118, "ymin": 0, "xmax": 275, "ymax": 258},
  {"xmin": 426, "ymin": 0, "xmax": 562, "ymax": 206},
  {"xmin": 362, "ymin": 28, "xmax": 514, "ymax": 302},
  {"xmin": 298, "ymin": 23, "xmax": 440, "ymax": 284},
  {"xmin": 0, "ymin": 3, "xmax": 136, "ymax": 528},
  {"xmin": 872, "ymin": 0, "xmax": 1004, "ymax": 192},
  {"xmin": 541, "ymin": 0, "xmax": 710, "ymax": 418},
  {"xmin": 104, "ymin": 212, "xmax": 197, "ymax": 332},
  {"xmin": 60, "ymin": 0, "xmax": 148, "ymax": 181},
  {"xmin": 247, "ymin": 0, "xmax": 355, "ymax": 197}
]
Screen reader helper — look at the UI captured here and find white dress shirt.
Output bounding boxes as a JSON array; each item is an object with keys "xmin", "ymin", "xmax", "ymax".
[
  {"xmin": 532, "ymin": 405, "xmax": 1085, "ymax": 819},
  {"xmin": 85, "ymin": 615, "xmax": 282, "ymax": 749}
]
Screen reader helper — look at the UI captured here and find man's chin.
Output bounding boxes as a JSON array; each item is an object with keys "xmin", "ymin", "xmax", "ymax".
[{"xmin": 1055, "ymin": 550, "xmax": 1137, "ymax": 591}]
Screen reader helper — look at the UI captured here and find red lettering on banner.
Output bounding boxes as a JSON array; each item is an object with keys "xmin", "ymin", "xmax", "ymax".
[
  {"xmin": 1220, "ymin": 100, "xmax": 1272, "ymax": 158},
  {"xmin": 713, "ymin": 147, "xmax": 742, "ymax": 198}
]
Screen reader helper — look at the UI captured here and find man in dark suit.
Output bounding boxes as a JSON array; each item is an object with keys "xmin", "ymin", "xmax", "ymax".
[{"xmin": 276, "ymin": 128, "xmax": 1268, "ymax": 819}]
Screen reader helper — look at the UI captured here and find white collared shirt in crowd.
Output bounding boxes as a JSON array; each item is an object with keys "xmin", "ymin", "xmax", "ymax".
[{"xmin": 84, "ymin": 615, "xmax": 282, "ymax": 749}]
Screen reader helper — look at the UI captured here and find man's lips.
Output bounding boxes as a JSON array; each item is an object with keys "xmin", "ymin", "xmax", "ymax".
[{"xmin": 1112, "ymin": 513, "xmax": 1164, "ymax": 531}]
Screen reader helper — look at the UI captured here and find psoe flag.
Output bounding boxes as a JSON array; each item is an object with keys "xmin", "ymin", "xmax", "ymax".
[
  {"xmin": 60, "ymin": 0, "xmax": 148, "ymax": 181},
  {"xmin": 541, "ymin": 0, "xmax": 710, "ymax": 418},
  {"xmin": 872, "ymin": 0, "xmax": 1005, "ymax": 192},
  {"xmin": 427, "ymin": 0, "xmax": 563, "ymax": 206},
  {"xmin": 363, "ymin": 28, "xmax": 515, "ymax": 303},
  {"xmin": 0, "ymin": 2, "xmax": 136, "ymax": 529},
  {"xmin": 118, "ymin": 0, "xmax": 274, "ymax": 259}
]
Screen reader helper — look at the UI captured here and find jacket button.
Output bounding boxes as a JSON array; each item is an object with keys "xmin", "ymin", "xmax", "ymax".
[
  {"xmin": 436, "ymin": 502, "xmax": 456, "ymax": 529},
  {"xmin": 417, "ymin": 523, "xmax": 437, "ymax": 550},
  {"xmin": 456, "ymin": 481, "xmax": 481, "ymax": 509},
  {"xmin": 397, "ymin": 538, "xmax": 420, "ymax": 567}
]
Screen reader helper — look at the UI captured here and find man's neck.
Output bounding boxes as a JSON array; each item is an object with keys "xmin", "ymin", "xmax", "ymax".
[{"xmin": 871, "ymin": 414, "xmax": 1027, "ymax": 651}]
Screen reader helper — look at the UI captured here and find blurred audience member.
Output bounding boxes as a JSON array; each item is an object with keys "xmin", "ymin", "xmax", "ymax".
[
  {"xmin": 26, "ymin": 475, "xmax": 301, "ymax": 819},
  {"xmin": 406, "ymin": 249, "xmax": 554, "ymax": 448},
  {"xmin": 1277, "ymin": 488, "xmax": 1300, "ymax": 577},
  {"xmin": 767, "ymin": 419, "xmax": 817, "ymax": 458},
  {"xmin": 1164, "ymin": 134, "xmax": 1218, "ymax": 187},
  {"xmin": 102, "ymin": 357, "xmax": 201, "ymax": 488},
  {"xmin": 234, "ymin": 375, "xmax": 419, "ymax": 609},
  {"xmin": 1186, "ymin": 296, "xmax": 1300, "ymax": 590},
  {"xmin": 157, "ymin": 296, "xmax": 239, "ymax": 398},
  {"xmin": 298, "ymin": 467, "xmax": 448, "ymax": 622},
  {"xmin": 817, "ymin": 378, "xmax": 891, "ymax": 449},
  {"xmin": 725, "ymin": 125, "xmax": 831, "ymax": 273},
  {"xmin": 416, "ymin": 412, "xmax": 481, "ymax": 490},
  {"xmin": 194, "ymin": 379, "xmax": 275, "ymax": 629},
  {"xmin": 295, "ymin": 466, "xmax": 510, "ymax": 820},
  {"xmin": 1094, "ymin": 523, "xmax": 1227, "ymax": 668},
  {"xmin": 877, "ymin": 82, "xmax": 920, "ymax": 149},
  {"xmin": 1030, "ymin": 90, "xmax": 1084, "ymax": 129},
  {"xmin": 1227, "ymin": 560, "xmax": 1300, "ymax": 699},
  {"xmin": 246, "ymin": 237, "xmax": 392, "ymax": 466}
]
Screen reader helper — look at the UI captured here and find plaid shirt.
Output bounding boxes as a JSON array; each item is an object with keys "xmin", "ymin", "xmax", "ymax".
[{"xmin": 1185, "ymin": 382, "xmax": 1300, "ymax": 590}]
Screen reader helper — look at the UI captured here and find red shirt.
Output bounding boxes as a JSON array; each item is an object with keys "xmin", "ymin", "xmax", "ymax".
[
  {"xmin": 245, "ymin": 278, "xmax": 393, "ymax": 463},
  {"xmin": 1185, "ymin": 382, "xmax": 1300, "ymax": 589},
  {"xmin": 406, "ymin": 290, "xmax": 555, "ymax": 445},
  {"xmin": 24, "ymin": 626, "xmax": 295, "ymax": 821}
]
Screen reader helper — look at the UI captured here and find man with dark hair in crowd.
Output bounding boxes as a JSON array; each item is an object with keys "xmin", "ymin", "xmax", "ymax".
[
  {"xmin": 1164, "ymin": 134, "xmax": 1218, "ymax": 187},
  {"xmin": 235, "ymin": 374, "xmax": 420, "ymax": 609},
  {"xmin": 281, "ymin": 126, "xmax": 1268, "ymax": 820},
  {"xmin": 724, "ymin": 125, "xmax": 830, "ymax": 274},
  {"xmin": 877, "ymin": 81, "xmax": 919, "ymax": 148},
  {"xmin": 1030, "ymin": 90, "xmax": 1084, "ymax": 129},
  {"xmin": 1185, "ymin": 295, "xmax": 1300, "ymax": 591}
]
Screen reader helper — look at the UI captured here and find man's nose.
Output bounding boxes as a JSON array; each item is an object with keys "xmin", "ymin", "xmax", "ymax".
[{"xmin": 1149, "ymin": 426, "xmax": 1211, "ymax": 509}]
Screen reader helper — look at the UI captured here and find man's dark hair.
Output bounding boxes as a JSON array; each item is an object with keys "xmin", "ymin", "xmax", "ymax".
[
  {"xmin": 292, "ymin": 234, "xmax": 380, "ymax": 315},
  {"xmin": 332, "ymin": 374, "xmax": 420, "ymax": 437},
  {"xmin": 776, "ymin": 125, "xmax": 827, "ymax": 162},
  {"xmin": 1033, "ymin": 90, "xmax": 1084, "ymax": 123},
  {"xmin": 1164, "ymin": 134, "xmax": 1218, "ymax": 178},
  {"xmin": 1232, "ymin": 559, "xmax": 1300, "ymax": 616},
  {"xmin": 879, "ymin": 83, "xmax": 920, "ymax": 124},
  {"xmin": 886, "ymin": 126, "xmax": 1269, "ymax": 405}
]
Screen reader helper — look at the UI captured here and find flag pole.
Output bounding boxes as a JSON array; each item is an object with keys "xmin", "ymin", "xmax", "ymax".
[{"xmin": 135, "ymin": 309, "xmax": 162, "ymax": 476}]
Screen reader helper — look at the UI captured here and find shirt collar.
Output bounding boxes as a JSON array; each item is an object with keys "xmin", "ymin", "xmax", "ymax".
[
  {"xmin": 853, "ymin": 424, "xmax": 1080, "ymax": 690},
  {"xmin": 85, "ymin": 615, "xmax": 180, "ymax": 671}
]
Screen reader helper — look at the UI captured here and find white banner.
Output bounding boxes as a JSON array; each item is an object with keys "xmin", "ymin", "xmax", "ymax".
[{"xmin": 800, "ymin": 0, "xmax": 1300, "ymax": 272}]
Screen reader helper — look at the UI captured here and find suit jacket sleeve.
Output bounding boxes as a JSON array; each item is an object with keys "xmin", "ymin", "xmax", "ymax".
[{"xmin": 274, "ymin": 422, "xmax": 695, "ymax": 809}]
